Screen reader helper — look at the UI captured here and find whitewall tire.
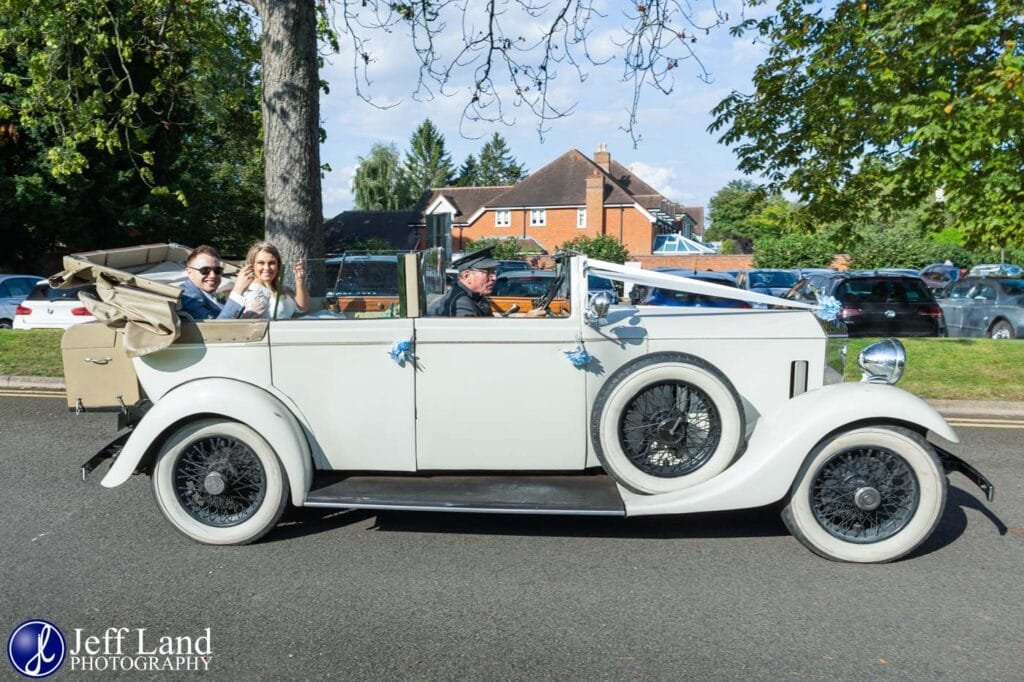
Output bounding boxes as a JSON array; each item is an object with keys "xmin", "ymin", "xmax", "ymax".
[
  {"xmin": 590, "ymin": 353, "xmax": 745, "ymax": 494},
  {"xmin": 782, "ymin": 426, "xmax": 946, "ymax": 563},
  {"xmin": 152, "ymin": 419, "xmax": 289, "ymax": 545}
]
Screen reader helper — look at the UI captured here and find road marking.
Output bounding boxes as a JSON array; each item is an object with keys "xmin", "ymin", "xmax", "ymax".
[
  {"xmin": 0, "ymin": 390, "xmax": 65, "ymax": 399},
  {"xmin": 947, "ymin": 419, "xmax": 1024, "ymax": 429}
]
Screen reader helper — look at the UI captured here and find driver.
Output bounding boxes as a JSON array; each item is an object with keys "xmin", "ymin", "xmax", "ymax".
[{"xmin": 430, "ymin": 247, "xmax": 546, "ymax": 317}]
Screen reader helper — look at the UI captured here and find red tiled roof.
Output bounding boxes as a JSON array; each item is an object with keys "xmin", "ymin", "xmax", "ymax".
[{"xmin": 421, "ymin": 186, "xmax": 510, "ymax": 224}]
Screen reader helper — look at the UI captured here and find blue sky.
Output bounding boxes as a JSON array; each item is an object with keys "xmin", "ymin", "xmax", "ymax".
[{"xmin": 317, "ymin": 1, "xmax": 770, "ymax": 220}]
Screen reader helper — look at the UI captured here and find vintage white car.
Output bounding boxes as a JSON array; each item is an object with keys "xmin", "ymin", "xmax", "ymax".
[{"xmin": 54, "ymin": 244, "xmax": 993, "ymax": 563}]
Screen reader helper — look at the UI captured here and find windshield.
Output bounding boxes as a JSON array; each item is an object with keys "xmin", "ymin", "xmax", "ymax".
[
  {"xmin": 749, "ymin": 271, "xmax": 798, "ymax": 288},
  {"xmin": 492, "ymin": 275, "xmax": 553, "ymax": 298},
  {"xmin": 837, "ymin": 278, "xmax": 931, "ymax": 303},
  {"xmin": 328, "ymin": 257, "xmax": 399, "ymax": 296}
]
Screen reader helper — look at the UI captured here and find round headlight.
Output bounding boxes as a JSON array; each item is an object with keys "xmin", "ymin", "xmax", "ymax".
[{"xmin": 858, "ymin": 338, "xmax": 906, "ymax": 385}]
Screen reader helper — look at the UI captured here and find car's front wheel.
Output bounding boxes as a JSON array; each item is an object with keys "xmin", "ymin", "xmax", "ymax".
[
  {"xmin": 152, "ymin": 419, "xmax": 289, "ymax": 545},
  {"xmin": 989, "ymin": 320, "xmax": 1015, "ymax": 339},
  {"xmin": 782, "ymin": 426, "xmax": 946, "ymax": 563}
]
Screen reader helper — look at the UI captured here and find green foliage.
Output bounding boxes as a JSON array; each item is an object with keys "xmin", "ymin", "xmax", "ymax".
[
  {"xmin": 846, "ymin": 228, "xmax": 940, "ymax": 269},
  {"xmin": 454, "ymin": 154, "xmax": 479, "ymax": 186},
  {"xmin": 475, "ymin": 133, "xmax": 527, "ymax": 186},
  {"xmin": 705, "ymin": 180, "xmax": 796, "ymax": 249},
  {"xmin": 712, "ymin": 0, "xmax": 1024, "ymax": 248},
  {"xmin": 464, "ymin": 237, "xmax": 522, "ymax": 260},
  {"xmin": 402, "ymin": 118, "xmax": 455, "ymax": 199},
  {"xmin": 753, "ymin": 233, "xmax": 835, "ymax": 268},
  {"xmin": 558, "ymin": 235, "xmax": 630, "ymax": 263},
  {"xmin": 352, "ymin": 143, "xmax": 414, "ymax": 210},
  {"xmin": 0, "ymin": 0, "xmax": 264, "ymax": 271},
  {"xmin": 342, "ymin": 237, "xmax": 393, "ymax": 253},
  {"xmin": 718, "ymin": 239, "xmax": 741, "ymax": 255}
]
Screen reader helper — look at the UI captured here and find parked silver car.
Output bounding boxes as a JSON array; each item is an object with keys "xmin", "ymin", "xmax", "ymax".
[{"xmin": 938, "ymin": 276, "xmax": 1024, "ymax": 339}]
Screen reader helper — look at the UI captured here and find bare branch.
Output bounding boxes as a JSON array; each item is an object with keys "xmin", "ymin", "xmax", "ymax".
[{"xmin": 329, "ymin": 1, "xmax": 732, "ymax": 143}]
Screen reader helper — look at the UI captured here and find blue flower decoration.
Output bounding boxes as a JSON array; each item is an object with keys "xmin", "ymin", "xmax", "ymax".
[
  {"xmin": 563, "ymin": 343, "xmax": 592, "ymax": 368},
  {"xmin": 814, "ymin": 293, "xmax": 842, "ymax": 322},
  {"xmin": 388, "ymin": 339, "xmax": 414, "ymax": 367}
]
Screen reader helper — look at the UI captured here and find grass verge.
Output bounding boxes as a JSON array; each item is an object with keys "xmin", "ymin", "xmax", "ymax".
[
  {"xmin": 0, "ymin": 329, "xmax": 65, "ymax": 377},
  {"xmin": 2, "ymin": 329, "xmax": 1023, "ymax": 401},
  {"xmin": 844, "ymin": 337, "xmax": 1024, "ymax": 401}
]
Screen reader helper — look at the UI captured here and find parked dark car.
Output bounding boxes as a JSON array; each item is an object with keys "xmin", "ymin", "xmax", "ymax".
[
  {"xmin": 0, "ymin": 274, "xmax": 44, "ymax": 328},
  {"xmin": 492, "ymin": 270, "xmax": 617, "ymax": 300},
  {"xmin": 495, "ymin": 260, "xmax": 531, "ymax": 275},
  {"xmin": 735, "ymin": 269, "xmax": 800, "ymax": 297},
  {"xmin": 637, "ymin": 268, "xmax": 750, "ymax": 308},
  {"xmin": 783, "ymin": 272, "xmax": 945, "ymax": 337},
  {"xmin": 920, "ymin": 263, "xmax": 964, "ymax": 294},
  {"xmin": 938, "ymin": 276, "xmax": 1024, "ymax": 339}
]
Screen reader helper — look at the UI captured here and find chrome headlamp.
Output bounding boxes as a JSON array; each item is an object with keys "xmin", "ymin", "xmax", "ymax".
[{"xmin": 858, "ymin": 338, "xmax": 906, "ymax": 385}]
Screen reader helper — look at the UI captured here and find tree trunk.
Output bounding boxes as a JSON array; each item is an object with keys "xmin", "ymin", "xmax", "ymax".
[{"xmin": 255, "ymin": 0, "xmax": 324, "ymax": 292}]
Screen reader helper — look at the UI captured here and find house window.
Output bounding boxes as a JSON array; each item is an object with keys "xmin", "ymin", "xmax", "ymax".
[
  {"xmin": 577, "ymin": 208, "xmax": 586, "ymax": 228},
  {"xmin": 494, "ymin": 209, "xmax": 511, "ymax": 227},
  {"xmin": 530, "ymin": 209, "xmax": 546, "ymax": 226}
]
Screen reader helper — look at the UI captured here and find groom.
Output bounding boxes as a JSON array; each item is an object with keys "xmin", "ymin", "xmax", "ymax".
[{"xmin": 180, "ymin": 245, "xmax": 255, "ymax": 320}]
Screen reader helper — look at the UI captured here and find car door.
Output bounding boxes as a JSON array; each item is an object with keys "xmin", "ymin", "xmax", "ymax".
[
  {"xmin": 940, "ymin": 279, "xmax": 974, "ymax": 335},
  {"xmin": 962, "ymin": 281, "xmax": 998, "ymax": 337},
  {"xmin": 413, "ymin": 312, "xmax": 586, "ymax": 471},
  {"xmin": 270, "ymin": 316, "xmax": 418, "ymax": 472}
]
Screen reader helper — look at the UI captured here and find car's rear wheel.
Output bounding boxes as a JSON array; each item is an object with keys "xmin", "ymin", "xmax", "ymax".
[
  {"xmin": 591, "ymin": 353, "xmax": 745, "ymax": 494},
  {"xmin": 989, "ymin": 320, "xmax": 1015, "ymax": 339},
  {"xmin": 0, "ymin": 319, "xmax": 11, "ymax": 329},
  {"xmin": 782, "ymin": 426, "xmax": 945, "ymax": 563},
  {"xmin": 152, "ymin": 419, "xmax": 288, "ymax": 545}
]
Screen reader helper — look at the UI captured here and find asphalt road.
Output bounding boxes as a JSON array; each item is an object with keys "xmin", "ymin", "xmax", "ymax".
[{"xmin": 1, "ymin": 395, "xmax": 1022, "ymax": 680}]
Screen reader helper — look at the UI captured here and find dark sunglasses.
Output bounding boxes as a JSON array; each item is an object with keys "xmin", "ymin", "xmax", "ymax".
[{"xmin": 188, "ymin": 265, "xmax": 224, "ymax": 276}]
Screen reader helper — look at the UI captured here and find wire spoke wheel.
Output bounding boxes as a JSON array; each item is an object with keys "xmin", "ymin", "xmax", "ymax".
[
  {"xmin": 782, "ymin": 426, "xmax": 945, "ymax": 563},
  {"xmin": 809, "ymin": 447, "xmax": 919, "ymax": 543},
  {"xmin": 619, "ymin": 380, "xmax": 722, "ymax": 477},
  {"xmin": 153, "ymin": 419, "xmax": 289, "ymax": 545},
  {"xmin": 592, "ymin": 353, "xmax": 744, "ymax": 494},
  {"xmin": 173, "ymin": 435, "xmax": 267, "ymax": 527}
]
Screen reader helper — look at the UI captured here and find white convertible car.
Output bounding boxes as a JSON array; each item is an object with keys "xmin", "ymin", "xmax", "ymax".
[{"xmin": 54, "ymin": 244, "xmax": 993, "ymax": 562}]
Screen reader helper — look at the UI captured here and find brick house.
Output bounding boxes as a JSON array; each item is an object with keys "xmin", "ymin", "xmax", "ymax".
[{"xmin": 420, "ymin": 145, "xmax": 704, "ymax": 256}]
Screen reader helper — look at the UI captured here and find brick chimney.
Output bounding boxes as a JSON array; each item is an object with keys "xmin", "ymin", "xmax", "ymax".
[
  {"xmin": 594, "ymin": 143, "xmax": 611, "ymax": 172},
  {"xmin": 586, "ymin": 170, "xmax": 605, "ymax": 234}
]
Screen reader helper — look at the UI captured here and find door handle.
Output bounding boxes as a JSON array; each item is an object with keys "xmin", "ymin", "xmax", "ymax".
[{"xmin": 84, "ymin": 356, "xmax": 112, "ymax": 365}]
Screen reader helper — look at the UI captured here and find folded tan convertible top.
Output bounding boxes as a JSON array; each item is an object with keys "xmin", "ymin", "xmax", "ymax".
[{"xmin": 50, "ymin": 243, "xmax": 240, "ymax": 356}]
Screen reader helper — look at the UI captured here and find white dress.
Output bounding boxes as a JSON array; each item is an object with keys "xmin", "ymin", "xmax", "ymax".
[{"xmin": 241, "ymin": 284, "xmax": 297, "ymax": 320}]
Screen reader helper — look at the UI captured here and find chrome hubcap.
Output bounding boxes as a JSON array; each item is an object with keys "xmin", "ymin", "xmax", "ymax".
[
  {"xmin": 853, "ymin": 486, "xmax": 881, "ymax": 511},
  {"xmin": 203, "ymin": 471, "xmax": 227, "ymax": 495}
]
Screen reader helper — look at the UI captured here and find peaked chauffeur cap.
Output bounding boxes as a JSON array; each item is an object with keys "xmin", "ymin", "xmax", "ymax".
[{"xmin": 453, "ymin": 246, "xmax": 500, "ymax": 272}]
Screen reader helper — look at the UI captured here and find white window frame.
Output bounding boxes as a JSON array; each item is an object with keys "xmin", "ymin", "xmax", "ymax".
[
  {"xmin": 494, "ymin": 209, "xmax": 511, "ymax": 227},
  {"xmin": 529, "ymin": 208, "xmax": 546, "ymax": 226},
  {"xmin": 577, "ymin": 207, "xmax": 586, "ymax": 228}
]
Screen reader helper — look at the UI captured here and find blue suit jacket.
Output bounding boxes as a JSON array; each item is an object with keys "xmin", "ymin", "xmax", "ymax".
[{"xmin": 180, "ymin": 278, "xmax": 243, "ymax": 320}]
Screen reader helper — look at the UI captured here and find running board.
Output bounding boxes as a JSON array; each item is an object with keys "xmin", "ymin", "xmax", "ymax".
[{"xmin": 304, "ymin": 474, "xmax": 626, "ymax": 516}]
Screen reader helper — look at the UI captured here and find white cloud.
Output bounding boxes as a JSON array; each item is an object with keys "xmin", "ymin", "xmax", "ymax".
[{"xmin": 626, "ymin": 161, "xmax": 679, "ymax": 200}]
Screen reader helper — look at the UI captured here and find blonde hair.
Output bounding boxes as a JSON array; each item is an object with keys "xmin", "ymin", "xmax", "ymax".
[{"xmin": 246, "ymin": 241, "xmax": 283, "ymax": 292}]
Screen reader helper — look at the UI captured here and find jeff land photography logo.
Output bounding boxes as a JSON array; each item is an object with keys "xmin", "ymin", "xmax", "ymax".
[
  {"xmin": 7, "ymin": 619, "xmax": 66, "ymax": 678},
  {"xmin": 8, "ymin": 621, "xmax": 214, "ymax": 675}
]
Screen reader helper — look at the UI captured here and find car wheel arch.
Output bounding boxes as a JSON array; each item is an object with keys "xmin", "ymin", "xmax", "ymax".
[
  {"xmin": 988, "ymin": 318, "xmax": 1016, "ymax": 339},
  {"xmin": 101, "ymin": 378, "xmax": 313, "ymax": 505}
]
